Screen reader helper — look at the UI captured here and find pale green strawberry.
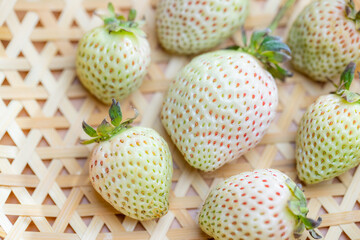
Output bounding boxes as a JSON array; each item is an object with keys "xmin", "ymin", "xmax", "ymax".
[
  {"xmin": 76, "ymin": 3, "xmax": 150, "ymax": 104},
  {"xmin": 156, "ymin": 0, "xmax": 249, "ymax": 55},
  {"xmin": 287, "ymin": 0, "xmax": 360, "ymax": 82},
  {"xmin": 82, "ymin": 99, "xmax": 173, "ymax": 220},
  {"xmin": 199, "ymin": 169, "xmax": 322, "ymax": 240},
  {"xmin": 296, "ymin": 63, "xmax": 360, "ymax": 184},
  {"xmin": 161, "ymin": 29, "xmax": 292, "ymax": 171}
]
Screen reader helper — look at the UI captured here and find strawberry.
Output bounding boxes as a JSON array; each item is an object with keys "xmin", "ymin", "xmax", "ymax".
[
  {"xmin": 161, "ymin": 28, "xmax": 292, "ymax": 171},
  {"xmin": 76, "ymin": 3, "xmax": 150, "ymax": 104},
  {"xmin": 82, "ymin": 100, "xmax": 173, "ymax": 220},
  {"xmin": 296, "ymin": 62, "xmax": 360, "ymax": 184},
  {"xmin": 198, "ymin": 169, "xmax": 322, "ymax": 240},
  {"xmin": 155, "ymin": 0, "xmax": 249, "ymax": 55},
  {"xmin": 287, "ymin": 0, "xmax": 360, "ymax": 82}
]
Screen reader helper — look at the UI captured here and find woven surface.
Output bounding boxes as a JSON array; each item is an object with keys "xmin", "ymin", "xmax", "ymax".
[{"xmin": 0, "ymin": 0, "xmax": 360, "ymax": 239}]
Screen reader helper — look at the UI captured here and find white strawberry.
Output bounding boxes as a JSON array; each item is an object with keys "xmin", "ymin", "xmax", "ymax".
[
  {"xmin": 156, "ymin": 0, "xmax": 249, "ymax": 55},
  {"xmin": 296, "ymin": 62, "xmax": 360, "ymax": 184},
  {"xmin": 199, "ymin": 169, "xmax": 322, "ymax": 239},
  {"xmin": 76, "ymin": 3, "xmax": 150, "ymax": 104},
  {"xmin": 287, "ymin": 0, "xmax": 360, "ymax": 82},
  {"xmin": 161, "ymin": 29, "xmax": 292, "ymax": 171},
  {"xmin": 82, "ymin": 100, "xmax": 173, "ymax": 220}
]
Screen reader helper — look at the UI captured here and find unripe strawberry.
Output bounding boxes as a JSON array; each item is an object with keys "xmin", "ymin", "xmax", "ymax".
[
  {"xmin": 76, "ymin": 3, "xmax": 150, "ymax": 104},
  {"xmin": 287, "ymin": 0, "xmax": 360, "ymax": 82},
  {"xmin": 296, "ymin": 63, "xmax": 360, "ymax": 184},
  {"xmin": 82, "ymin": 100, "xmax": 173, "ymax": 220},
  {"xmin": 199, "ymin": 169, "xmax": 322, "ymax": 240},
  {"xmin": 156, "ymin": 0, "xmax": 249, "ymax": 55},
  {"xmin": 161, "ymin": 29, "xmax": 292, "ymax": 171}
]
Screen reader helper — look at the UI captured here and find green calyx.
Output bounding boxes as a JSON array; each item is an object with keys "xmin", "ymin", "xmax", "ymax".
[
  {"xmin": 332, "ymin": 62, "xmax": 360, "ymax": 103},
  {"xmin": 285, "ymin": 178, "xmax": 322, "ymax": 239},
  {"xmin": 226, "ymin": 0, "xmax": 294, "ymax": 81},
  {"xmin": 97, "ymin": 3, "xmax": 145, "ymax": 37},
  {"xmin": 81, "ymin": 99, "xmax": 138, "ymax": 144},
  {"xmin": 345, "ymin": 0, "xmax": 360, "ymax": 31},
  {"xmin": 228, "ymin": 28, "xmax": 292, "ymax": 81}
]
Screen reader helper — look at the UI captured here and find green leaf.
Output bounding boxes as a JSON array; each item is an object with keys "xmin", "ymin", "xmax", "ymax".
[
  {"xmin": 285, "ymin": 178, "xmax": 323, "ymax": 239},
  {"xmin": 346, "ymin": 0, "xmax": 356, "ymax": 18},
  {"xmin": 266, "ymin": 63, "xmax": 293, "ymax": 81},
  {"xmin": 288, "ymin": 199, "xmax": 302, "ymax": 216},
  {"xmin": 128, "ymin": 9, "xmax": 137, "ymax": 21},
  {"xmin": 340, "ymin": 90, "xmax": 360, "ymax": 103},
  {"xmin": 82, "ymin": 121, "xmax": 98, "ymax": 137},
  {"xmin": 109, "ymin": 99, "xmax": 122, "ymax": 126},
  {"xmin": 107, "ymin": 2, "xmax": 115, "ymax": 16},
  {"xmin": 97, "ymin": 119, "xmax": 114, "ymax": 136},
  {"xmin": 307, "ymin": 217, "xmax": 322, "ymax": 229},
  {"xmin": 116, "ymin": 14, "xmax": 126, "ymax": 21},
  {"xmin": 335, "ymin": 63, "xmax": 360, "ymax": 103},
  {"xmin": 259, "ymin": 37, "xmax": 291, "ymax": 54},
  {"xmin": 226, "ymin": 46, "xmax": 240, "ymax": 51},
  {"xmin": 104, "ymin": 17, "xmax": 115, "ymax": 25},
  {"xmin": 340, "ymin": 62, "xmax": 356, "ymax": 90},
  {"xmin": 309, "ymin": 229, "xmax": 323, "ymax": 239},
  {"xmin": 293, "ymin": 221, "xmax": 305, "ymax": 239},
  {"xmin": 249, "ymin": 29, "xmax": 270, "ymax": 50},
  {"xmin": 94, "ymin": 2, "xmax": 145, "ymax": 37},
  {"xmin": 238, "ymin": 26, "xmax": 292, "ymax": 81},
  {"xmin": 81, "ymin": 99, "xmax": 139, "ymax": 144},
  {"xmin": 345, "ymin": 0, "xmax": 360, "ymax": 30},
  {"xmin": 122, "ymin": 108, "xmax": 139, "ymax": 126},
  {"xmin": 262, "ymin": 51, "xmax": 291, "ymax": 63}
]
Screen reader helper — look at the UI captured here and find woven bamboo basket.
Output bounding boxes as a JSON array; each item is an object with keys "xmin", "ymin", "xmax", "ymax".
[{"xmin": 0, "ymin": 0, "xmax": 360, "ymax": 239}]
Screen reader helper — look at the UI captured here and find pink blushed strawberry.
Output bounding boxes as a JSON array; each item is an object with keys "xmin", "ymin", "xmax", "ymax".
[
  {"xmin": 160, "ymin": 0, "xmax": 297, "ymax": 171},
  {"xmin": 161, "ymin": 28, "xmax": 292, "ymax": 171},
  {"xmin": 199, "ymin": 169, "xmax": 322, "ymax": 239},
  {"xmin": 287, "ymin": 0, "xmax": 360, "ymax": 82},
  {"xmin": 156, "ymin": 0, "xmax": 249, "ymax": 55}
]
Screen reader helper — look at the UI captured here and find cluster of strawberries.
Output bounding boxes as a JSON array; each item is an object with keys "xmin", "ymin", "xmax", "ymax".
[{"xmin": 77, "ymin": 0, "xmax": 360, "ymax": 239}]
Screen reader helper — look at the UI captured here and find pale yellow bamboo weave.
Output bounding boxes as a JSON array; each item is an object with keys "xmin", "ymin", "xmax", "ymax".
[{"xmin": 0, "ymin": 0, "xmax": 360, "ymax": 239}]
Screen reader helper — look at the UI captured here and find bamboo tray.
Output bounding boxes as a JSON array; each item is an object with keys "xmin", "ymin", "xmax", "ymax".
[{"xmin": 0, "ymin": 0, "xmax": 360, "ymax": 239}]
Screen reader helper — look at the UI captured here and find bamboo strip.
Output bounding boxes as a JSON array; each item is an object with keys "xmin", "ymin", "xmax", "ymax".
[
  {"xmin": 14, "ymin": 0, "xmax": 131, "ymax": 11},
  {"xmin": 321, "ymin": 211, "xmax": 360, "ymax": 227},
  {"xmin": 80, "ymin": 216, "xmax": 104, "ymax": 240},
  {"xmin": 53, "ymin": 188, "xmax": 83, "ymax": 233},
  {"xmin": 4, "ymin": 216, "xmax": 31, "ymax": 240},
  {"xmin": 304, "ymin": 183, "xmax": 347, "ymax": 198},
  {"xmin": 1, "ymin": 0, "xmax": 359, "ymax": 239},
  {"xmin": 171, "ymin": 209, "xmax": 197, "ymax": 228},
  {"xmin": 2, "ymin": 204, "xmax": 60, "ymax": 217},
  {"xmin": 142, "ymin": 219, "xmax": 170, "ymax": 240},
  {"xmin": 98, "ymin": 214, "xmax": 126, "ymax": 233},
  {"xmin": 149, "ymin": 211, "xmax": 175, "ymax": 240},
  {"xmin": 35, "ymin": 146, "xmax": 89, "ymax": 159}
]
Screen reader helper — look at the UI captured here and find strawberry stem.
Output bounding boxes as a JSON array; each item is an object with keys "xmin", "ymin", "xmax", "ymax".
[
  {"xmin": 334, "ymin": 62, "xmax": 360, "ymax": 103},
  {"xmin": 81, "ymin": 99, "xmax": 138, "ymax": 144},
  {"xmin": 268, "ymin": 0, "xmax": 296, "ymax": 32},
  {"xmin": 285, "ymin": 178, "xmax": 322, "ymax": 239},
  {"xmin": 232, "ymin": 0, "xmax": 295, "ymax": 81}
]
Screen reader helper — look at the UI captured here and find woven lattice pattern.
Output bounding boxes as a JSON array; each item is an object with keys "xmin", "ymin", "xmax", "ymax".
[{"xmin": 0, "ymin": 0, "xmax": 360, "ymax": 239}]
